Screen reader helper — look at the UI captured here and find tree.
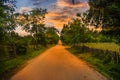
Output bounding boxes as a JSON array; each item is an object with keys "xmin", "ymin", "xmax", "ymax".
[
  {"xmin": 0, "ymin": 0, "xmax": 16, "ymax": 43},
  {"xmin": 46, "ymin": 27, "xmax": 59, "ymax": 44},
  {"xmin": 87, "ymin": 0, "xmax": 120, "ymax": 27},
  {"xmin": 61, "ymin": 18, "xmax": 88, "ymax": 45},
  {"xmin": 86, "ymin": 0, "xmax": 120, "ymax": 44},
  {"xmin": 20, "ymin": 8, "xmax": 47, "ymax": 49},
  {"xmin": 0, "ymin": 0, "xmax": 19, "ymax": 58},
  {"xmin": 61, "ymin": 24, "xmax": 72, "ymax": 45}
]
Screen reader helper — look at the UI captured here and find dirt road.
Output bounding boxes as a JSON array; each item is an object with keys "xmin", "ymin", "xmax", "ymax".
[{"xmin": 10, "ymin": 44, "xmax": 108, "ymax": 80}]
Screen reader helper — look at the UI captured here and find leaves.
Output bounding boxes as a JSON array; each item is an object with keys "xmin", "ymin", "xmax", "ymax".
[{"xmin": 88, "ymin": 0, "xmax": 120, "ymax": 27}]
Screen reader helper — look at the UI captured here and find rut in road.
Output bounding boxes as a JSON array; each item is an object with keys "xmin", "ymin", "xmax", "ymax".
[{"xmin": 11, "ymin": 45, "xmax": 108, "ymax": 80}]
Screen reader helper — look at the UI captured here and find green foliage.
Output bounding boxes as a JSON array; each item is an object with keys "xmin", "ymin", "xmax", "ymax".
[
  {"xmin": 0, "ymin": 1, "xmax": 59, "ymax": 60},
  {"xmin": 78, "ymin": 53, "xmax": 120, "ymax": 80},
  {"xmin": 46, "ymin": 27, "xmax": 59, "ymax": 44},
  {"xmin": 0, "ymin": 1, "xmax": 59, "ymax": 79},
  {"xmin": 33, "ymin": 32, "xmax": 47, "ymax": 47},
  {"xmin": 88, "ymin": 0, "xmax": 120, "ymax": 27},
  {"xmin": 68, "ymin": 45, "xmax": 120, "ymax": 80},
  {"xmin": 61, "ymin": 18, "xmax": 116, "ymax": 44},
  {"xmin": 0, "ymin": 0, "xmax": 16, "ymax": 42},
  {"xmin": 101, "ymin": 28, "xmax": 120, "ymax": 44},
  {"xmin": 20, "ymin": 8, "xmax": 59, "ymax": 48},
  {"xmin": 61, "ymin": 18, "xmax": 88, "ymax": 45},
  {"xmin": 0, "ymin": 46, "xmax": 51, "ymax": 80}
]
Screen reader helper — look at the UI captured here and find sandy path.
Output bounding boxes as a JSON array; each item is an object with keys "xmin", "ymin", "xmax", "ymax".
[{"xmin": 10, "ymin": 44, "xmax": 108, "ymax": 80}]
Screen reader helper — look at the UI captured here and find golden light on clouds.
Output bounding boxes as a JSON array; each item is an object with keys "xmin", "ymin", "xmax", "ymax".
[
  {"xmin": 18, "ymin": 0, "xmax": 89, "ymax": 30},
  {"xmin": 45, "ymin": 12, "xmax": 72, "ymax": 29},
  {"xmin": 44, "ymin": 0, "xmax": 89, "ymax": 30},
  {"xmin": 57, "ymin": 0, "xmax": 89, "ymax": 8},
  {"xmin": 45, "ymin": 12, "xmax": 59, "ymax": 17}
]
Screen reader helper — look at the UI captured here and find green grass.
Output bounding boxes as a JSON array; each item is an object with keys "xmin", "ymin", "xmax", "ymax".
[
  {"xmin": 67, "ymin": 43, "xmax": 120, "ymax": 80},
  {"xmin": 77, "ymin": 53, "xmax": 120, "ymax": 80},
  {"xmin": 0, "ymin": 45, "xmax": 53, "ymax": 80},
  {"xmin": 81, "ymin": 43, "xmax": 120, "ymax": 53}
]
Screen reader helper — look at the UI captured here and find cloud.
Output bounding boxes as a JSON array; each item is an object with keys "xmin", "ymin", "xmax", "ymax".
[
  {"xmin": 32, "ymin": 0, "xmax": 48, "ymax": 5},
  {"xmin": 19, "ymin": 7, "xmax": 32, "ymax": 13},
  {"xmin": 45, "ymin": 11, "xmax": 71, "ymax": 29},
  {"xmin": 57, "ymin": 0, "xmax": 89, "ymax": 7},
  {"xmin": 44, "ymin": 0, "xmax": 89, "ymax": 29},
  {"xmin": 18, "ymin": 0, "xmax": 89, "ymax": 30}
]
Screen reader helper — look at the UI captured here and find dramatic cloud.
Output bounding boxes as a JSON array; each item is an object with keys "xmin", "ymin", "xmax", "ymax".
[
  {"xmin": 57, "ymin": 0, "xmax": 88, "ymax": 7},
  {"xmin": 44, "ymin": 0, "xmax": 89, "ymax": 29},
  {"xmin": 18, "ymin": 0, "xmax": 89, "ymax": 30}
]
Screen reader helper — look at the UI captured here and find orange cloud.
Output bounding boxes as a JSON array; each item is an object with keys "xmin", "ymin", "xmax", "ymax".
[
  {"xmin": 45, "ymin": 12, "xmax": 59, "ymax": 18},
  {"xmin": 45, "ymin": 12, "xmax": 71, "ymax": 29},
  {"xmin": 30, "ymin": 0, "xmax": 89, "ymax": 30},
  {"xmin": 44, "ymin": 1, "xmax": 89, "ymax": 30},
  {"xmin": 57, "ymin": 0, "xmax": 89, "ymax": 8}
]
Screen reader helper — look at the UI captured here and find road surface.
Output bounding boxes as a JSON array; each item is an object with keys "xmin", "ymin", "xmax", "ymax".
[{"xmin": 11, "ymin": 44, "xmax": 108, "ymax": 80}]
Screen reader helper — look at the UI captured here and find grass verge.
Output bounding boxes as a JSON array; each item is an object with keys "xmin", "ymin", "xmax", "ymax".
[
  {"xmin": 67, "ymin": 47, "xmax": 120, "ymax": 80},
  {"xmin": 0, "ymin": 45, "xmax": 54, "ymax": 80}
]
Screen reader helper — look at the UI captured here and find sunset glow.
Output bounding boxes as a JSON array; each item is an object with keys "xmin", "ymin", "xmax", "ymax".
[{"xmin": 16, "ymin": 0, "xmax": 89, "ymax": 30}]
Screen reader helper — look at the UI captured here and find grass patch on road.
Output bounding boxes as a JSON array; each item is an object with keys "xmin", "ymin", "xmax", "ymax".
[
  {"xmin": 67, "ymin": 44, "xmax": 120, "ymax": 80},
  {"xmin": 0, "ymin": 45, "xmax": 53, "ymax": 80}
]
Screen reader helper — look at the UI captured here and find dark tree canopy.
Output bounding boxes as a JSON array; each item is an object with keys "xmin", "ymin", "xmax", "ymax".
[{"xmin": 87, "ymin": 0, "xmax": 120, "ymax": 27}]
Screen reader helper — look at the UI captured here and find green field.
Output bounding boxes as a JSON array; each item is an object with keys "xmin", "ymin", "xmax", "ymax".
[{"xmin": 81, "ymin": 43, "xmax": 120, "ymax": 53}]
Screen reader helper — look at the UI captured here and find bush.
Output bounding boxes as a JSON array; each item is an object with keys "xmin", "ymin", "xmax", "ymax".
[
  {"xmin": 16, "ymin": 39, "xmax": 29, "ymax": 55},
  {"xmin": 0, "ymin": 45, "xmax": 9, "ymax": 61}
]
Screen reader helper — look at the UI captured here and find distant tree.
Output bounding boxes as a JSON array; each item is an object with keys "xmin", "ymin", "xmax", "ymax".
[
  {"xmin": 46, "ymin": 27, "xmax": 59, "ymax": 44},
  {"xmin": 61, "ymin": 24, "xmax": 72, "ymax": 45},
  {"xmin": 61, "ymin": 18, "xmax": 88, "ymax": 45}
]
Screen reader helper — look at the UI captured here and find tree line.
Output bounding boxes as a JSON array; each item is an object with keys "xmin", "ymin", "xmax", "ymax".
[
  {"xmin": 61, "ymin": 0, "xmax": 120, "ymax": 45},
  {"xmin": 65, "ymin": 1, "xmax": 120, "ymax": 79},
  {"xmin": 0, "ymin": 0, "xmax": 59, "ymax": 61}
]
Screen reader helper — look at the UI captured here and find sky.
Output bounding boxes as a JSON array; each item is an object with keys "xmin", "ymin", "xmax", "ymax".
[{"xmin": 16, "ymin": 0, "xmax": 89, "ymax": 33}]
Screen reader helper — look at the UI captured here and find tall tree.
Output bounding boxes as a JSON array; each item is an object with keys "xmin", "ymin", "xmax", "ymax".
[
  {"xmin": 0, "ymin": 0, "xmax": 16, "ymax": 43},
  {"xmin": 20, "ymin": 8, "xmax": 47, "ymax": 48},
  {"xmin": 87, "ymin": 0, "xmax": 120, "ymax": 27},
  {"xmin": 0, "ymin": 0, "xmax": 18, "ymax": 57}
]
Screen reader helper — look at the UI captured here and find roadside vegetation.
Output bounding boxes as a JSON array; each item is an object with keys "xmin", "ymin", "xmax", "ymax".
[
  {"xmin": 0, "ymin": 0, "xmax": 59, "ymax": 79},
  {"xmin": 61, "ymin": 0, "xmax": 120, "ymax": 80},
  {"xmin": 67, "ymin": 43, "xmax": 120, "ymax": 80},
  {"xmin": 0, "ymin": 46, "xmax": 52, "ymax": 80}
]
